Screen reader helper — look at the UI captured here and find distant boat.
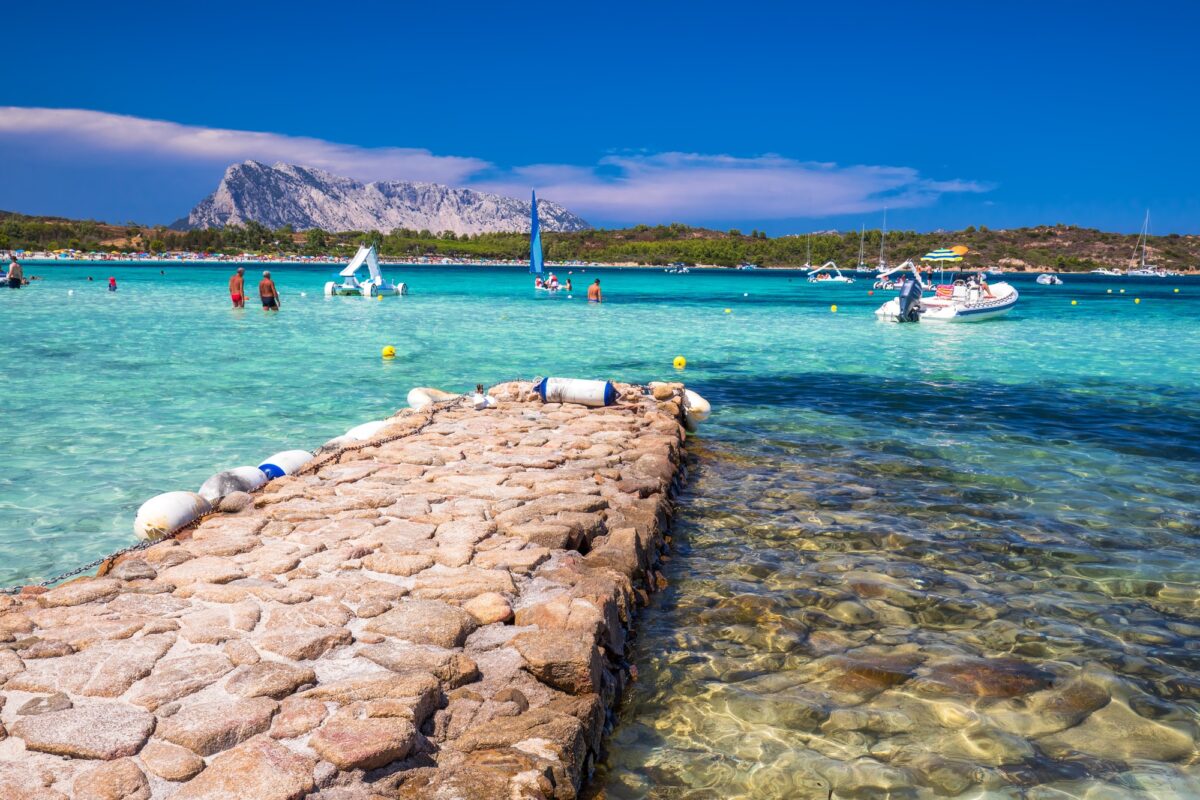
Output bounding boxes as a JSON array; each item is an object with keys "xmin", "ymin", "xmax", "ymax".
[
  {"xmin": 737, "ymin": 262, "xmax": 758, "ymax": 270},
  {"xmin": 1126, "ymin": 210, "xmax": 1166, "ymax": 277},
  {"xmin": 1036, "ymin": 273, "xmax": 1063, "ymax": 285},
  {"xmin": 877, "ymin": 208, "xmax": 888, "ymax": 272},
  {"xmin": 1090, "ymin": 267, "xmax": 1124, "ymax": 276},
  {"xmin": 854, "ymin": 225, "xmax": 874, "ymax": 273},
  {"xmin": 324, "ymin": 244, "xmax": 407, "ymax": 297},
  {"xmin": 808, "ymin": 261, "xmax": 855, "ymax": 284}
]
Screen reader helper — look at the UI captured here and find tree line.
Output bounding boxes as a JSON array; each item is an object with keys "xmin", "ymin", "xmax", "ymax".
[{"xmin": 1, "ymin": 212, "xmax": 1195, "ymax": 271}]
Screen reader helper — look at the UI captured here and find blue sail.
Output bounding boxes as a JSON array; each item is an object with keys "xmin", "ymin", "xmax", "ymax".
[{"xmin": 529, "ymin": 190, "xmax": 544, "ymax": 275}]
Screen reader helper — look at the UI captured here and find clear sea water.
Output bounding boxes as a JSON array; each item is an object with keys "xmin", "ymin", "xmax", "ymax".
[{"xmin": 2, "ymin": 263, "xmax": 1198, "ymax": 796}]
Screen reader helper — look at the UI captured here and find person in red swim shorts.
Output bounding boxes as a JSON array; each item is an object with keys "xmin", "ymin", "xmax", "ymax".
[{"xmin": 228, "ymin": 267, "xmax": 246, "ymax": 308}]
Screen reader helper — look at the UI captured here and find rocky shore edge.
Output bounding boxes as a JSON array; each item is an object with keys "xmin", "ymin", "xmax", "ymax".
[{"xmin": 0, "ymin": 380, "xmax": 691, "ymax": 799}]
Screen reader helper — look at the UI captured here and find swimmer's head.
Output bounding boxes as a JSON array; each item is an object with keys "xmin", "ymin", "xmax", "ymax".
[
  {"xmin": 237, "ymin": 267, "xmax": 245, "ymax": 274},
  {"xmin": 263, "ymin": 270, "xmax": 271, "ymax": 277}
]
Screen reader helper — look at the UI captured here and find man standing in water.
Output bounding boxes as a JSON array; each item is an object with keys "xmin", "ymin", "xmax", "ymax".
[
  {"xmin": 228, "ymin": 267, "xmax": 246, "ymax": 308},
  {"xmin": 259, "ymin": 270, "xmax": 280, "ymax": 311},
  {"xmin": 587, "ymin": 278, "xmax": 602, "ymax": 303},
  {"xmin": 6, "ymin": 257, "xmax": 22, "ymax": 289}
]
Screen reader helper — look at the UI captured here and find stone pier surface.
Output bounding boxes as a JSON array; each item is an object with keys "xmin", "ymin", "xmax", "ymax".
[{"xmin": 0, "ymin": 381, "xmax": 689, "ymax": 799}]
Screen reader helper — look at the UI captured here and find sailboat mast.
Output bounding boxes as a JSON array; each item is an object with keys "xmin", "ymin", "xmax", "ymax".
[
  {"xmin": 1142, "ymin": 210, "xmax": 1149, "ymax": 268},
  {"xmin": 806, "ymin": 232, "xmax": 811, "ymax": 267},
  {"xmin": 858, "ymin": 225, "xmax": 865, "ymax": 266},
  {"xmin": 879, "ymin": 207, "xmax": 888, "ymax": 268}
]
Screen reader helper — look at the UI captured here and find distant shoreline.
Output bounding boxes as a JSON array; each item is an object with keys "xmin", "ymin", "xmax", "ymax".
[{"xmin": 12, "ymin": 256, "xmax": 1200, "ymax": 275}]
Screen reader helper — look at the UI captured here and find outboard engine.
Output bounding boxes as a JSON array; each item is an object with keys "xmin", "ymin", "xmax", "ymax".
[{"xmin": 897, "ymin": 277, "xmax": 923, "ymax": 322}]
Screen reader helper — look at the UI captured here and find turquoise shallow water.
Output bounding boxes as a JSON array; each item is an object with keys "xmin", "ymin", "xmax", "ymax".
[{"xmin": 3, "ymin": 263, "xmax": 1199, "ymax": 795}]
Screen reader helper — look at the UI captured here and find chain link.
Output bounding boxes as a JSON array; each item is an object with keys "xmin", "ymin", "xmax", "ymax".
[{"xmin": 0, "ymin": 377, "xmax": 567, "ymax": 596}]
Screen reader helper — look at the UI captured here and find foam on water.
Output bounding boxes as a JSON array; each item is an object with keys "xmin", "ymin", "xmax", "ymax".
[{"xmin": 3, "ymin": 264, "xmax": 1199, "ymax": 795}]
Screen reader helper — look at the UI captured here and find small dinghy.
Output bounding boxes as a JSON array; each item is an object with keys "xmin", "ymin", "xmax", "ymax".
[
  {"xmin": 325, "ymin": 245, "xmax": 407, "ymax": 297},
  {"xmin": 1036, "ymin": 273, "xmax": 1063, "ymax": 285}
]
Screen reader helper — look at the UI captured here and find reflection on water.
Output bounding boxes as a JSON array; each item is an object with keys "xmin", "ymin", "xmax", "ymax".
[{"xmin": 598, "ymin": 390, "xmax": 1200, "ymax": 798}]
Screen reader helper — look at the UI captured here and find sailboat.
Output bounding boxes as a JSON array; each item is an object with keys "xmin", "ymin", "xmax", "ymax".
[
  {"xmin": 877, "ymin": 208, "xmax": 888, "ymax": 273},
  {"xmin": 529, "ymin": 190, "xmax": 544, "ymax": 279},
  {"xmin": 854, "ymin": 225, "xmax": 873, "ymax": 274},
  {"xmin": 324, "ymin": 244, "xmax": 407, "ymax": 297},
  {"xmin": 1126, "ymin": 210, "xmax": 1167, "ymax": 277}
]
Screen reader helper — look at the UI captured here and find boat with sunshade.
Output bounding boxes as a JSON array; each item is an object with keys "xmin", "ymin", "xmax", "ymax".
[
  {"xmin": 324, "ymin": 245, "xmax": 407, "ymax": 297},
  {"xmin": 807, "ymin": 261, "xmax": 855, "ymax": 283},
  {"xmin": 875, "ymin": 249, "xmax": 1018, "ymax": 322}
]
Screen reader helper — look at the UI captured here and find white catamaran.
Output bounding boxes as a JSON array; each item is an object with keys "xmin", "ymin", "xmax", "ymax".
[{"xmin": 324, "ymin": 244, "xmax": 407, "ymax": 297}]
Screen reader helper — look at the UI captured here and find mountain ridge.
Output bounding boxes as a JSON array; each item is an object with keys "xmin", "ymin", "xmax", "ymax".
[{"xmin": 175, "ymin": 161, "xmax": 589, "ymax": 235}]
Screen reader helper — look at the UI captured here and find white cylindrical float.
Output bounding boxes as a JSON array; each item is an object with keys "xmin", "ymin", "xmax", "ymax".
[
  {"xmin": 258, "ymin": 449, "xmax": 313, "ymax": 480},
  {"xmin": 134, "ymin": 491, "xmax": 212, "ymax": 541},
  {"xmin": 682, "ymin": 389, "xmax": 712, "ymax": 431},
  {"xmin": 534, "ymin": 377, "xmax": 616, "ymax": 407},
  {"xmin": 344, "ymin": 420, "xmax": 389, "ymax": 441},
  {"xmin": 407, "ymin": 387, "xmax": 459, "ymax": 411},
  {"xmin": 198, "ymin": 466, "xmax": 269, "ymax": 504},
  {"xmin": 472, "ymin": 392, "xmax": 498, "ymax": 410}
]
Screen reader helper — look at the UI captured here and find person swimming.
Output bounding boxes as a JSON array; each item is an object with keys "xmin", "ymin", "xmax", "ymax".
[
  {"xmin": 587, "ymin": 278, "xmax": 602, "ymax": 303},
  {"xmin": 108, "ymin": 276, "xmax": 117, "ymax": 292},
  {"xmin": 534, "ymin": 276, "xmax": 544, "ymax": 289}
]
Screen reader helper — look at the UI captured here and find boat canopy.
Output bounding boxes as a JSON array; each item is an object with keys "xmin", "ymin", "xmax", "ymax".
[
  {"xmin": 340, "ymin": 245, "xmax": 384, "ymax": 281},
  {"xmin": 808, "ymin": 260, "xmax": 842, "ymax": 276}
]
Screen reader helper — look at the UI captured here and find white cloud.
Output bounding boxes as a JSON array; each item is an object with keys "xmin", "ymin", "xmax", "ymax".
[
  {"xmin": 0, "ymin": 107, "xmax": 487, "ymax": 185},
  {"xmin": 0, "ymin": 107, "xmax": 989, "ymax": 224}
]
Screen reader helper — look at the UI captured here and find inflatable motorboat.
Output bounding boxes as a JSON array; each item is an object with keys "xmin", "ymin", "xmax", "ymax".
[
  {"xmin": 1036, "ymin": 273, "xmax": 1063, "ymax": 285},
  {"xmin": 325, "ymin": 245, "xmax": 408, "ymax": 297},
  {"xmin": 875, "ymin": 263, "xmax": 1018, "ymax": 323}
]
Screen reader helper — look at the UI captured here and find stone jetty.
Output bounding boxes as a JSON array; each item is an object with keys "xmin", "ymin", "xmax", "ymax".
[{"xmin": 0, "ymin": 380, "xmax": 690, "ymax": 799}]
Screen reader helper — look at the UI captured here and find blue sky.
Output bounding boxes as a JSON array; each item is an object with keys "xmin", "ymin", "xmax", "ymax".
[{"xmin": 1, "ymin": 0, "xmax": 1197, "ymax": 234}]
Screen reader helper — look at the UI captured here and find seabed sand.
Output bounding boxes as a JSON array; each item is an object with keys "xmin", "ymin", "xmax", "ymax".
[{"xmin": 0, "ymin": 381, "xmax": 688, "ymax": 799}]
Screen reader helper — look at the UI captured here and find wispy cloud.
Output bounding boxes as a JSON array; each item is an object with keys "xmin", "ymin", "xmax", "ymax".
[
  {"xmin": 0, "ymin": 107, "xmax": 990, "ymax": 223},
  {"xmin": 0, "ymin": 107, "xmax": 487, "ymax": 185}
]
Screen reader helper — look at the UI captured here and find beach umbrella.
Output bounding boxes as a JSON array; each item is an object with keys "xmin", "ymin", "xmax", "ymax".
[{"xmin": 921, "ymin": 248, "xmax": 964, "ymax": 262}]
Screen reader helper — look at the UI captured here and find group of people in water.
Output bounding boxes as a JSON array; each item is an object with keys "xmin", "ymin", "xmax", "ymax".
[
  {"xmin": 534, "ymin": 271, "xmax": 603, "ymax": 302},
  {"xmin": 228, "ymin": 267, "xmax": 280, "ymax": 310}
]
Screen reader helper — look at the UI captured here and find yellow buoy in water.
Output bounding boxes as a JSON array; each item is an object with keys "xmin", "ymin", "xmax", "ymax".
[
  {"xmin": 381, "ymin": 345, "xmax": 396, "ymax": 359},
  {"xmin": 1175, "ymin": 288, "xmax": 1180, "ymax": 293},
  {"xmin": 673, "ymin": 356, "xmax": 687, "ymax": 370},
  {"xmin": 1071, "ymin": 300, "xmax": 1078, "ymax": 305},
  {"xmin": 377, "ymin": 294, "xmax": 384, "ymax": 301},
  {"xmin": 724, "ymin": 308, "xmax": 731, "ymax": 314},
  {"xmin": 1135, "ymin": 298, "xmax": 1141, "ymax": 304},
  {"xmin": 830, "ymin": 304, "xmax": 838, "ymax": 313}
]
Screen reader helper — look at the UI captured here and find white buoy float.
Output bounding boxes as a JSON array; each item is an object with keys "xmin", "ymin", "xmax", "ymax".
[
  {"xmin": 134, "ymin": 491, "xmax": 212, "ymax": 541},
  {"xmin": 473, "ymin": 391, "xmax": 498, "ymax": 410},
  {"xmin": 258, "ymin": 449, "xmax": 313, "ymax": 479},
  {"xmin": 343, "ymin": 420, "xmax": 389, "ymax": 441},
  {"xmin": 534, "ymin": 377, "xmax": 616, "ymax": 407},
  {"xmin": 682, "ymin": 389, "xmax": 712, "ymax": 431},
  {"xmin": 407, "ymin": 387, "xmax": 459, "ymax": 411},
  {"xmin": 198, "ymin": 466, "xmax": 269, "ymax": 504}
]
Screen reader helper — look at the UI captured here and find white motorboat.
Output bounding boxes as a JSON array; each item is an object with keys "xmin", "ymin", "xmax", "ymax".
[
  {"xmin": 324, "ymin": 245, "xmax": 407, "ymax": 297},
  {"xmin": 875, "ymin": 262, "xmax": 1018, "ymax": 322},
  {"xmin": 1036, "ymin": 273, "xmax": 1063, "ymax": 285},
  {"xmin": 808, "ymin": 261, "xmax": 855, "ymax": 284},
  {"xmin": 1090, "ymin": 268, "xmax": 1124, "ymax": 276},
  {"xmin": 854, "ymin": 225, "xmax": 874, "ymax": 273}
]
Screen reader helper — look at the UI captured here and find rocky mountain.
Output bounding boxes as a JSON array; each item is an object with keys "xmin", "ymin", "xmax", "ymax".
[{"xmin": 177, "ymin": 161, "xmax": 589, "ymax": 234}]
